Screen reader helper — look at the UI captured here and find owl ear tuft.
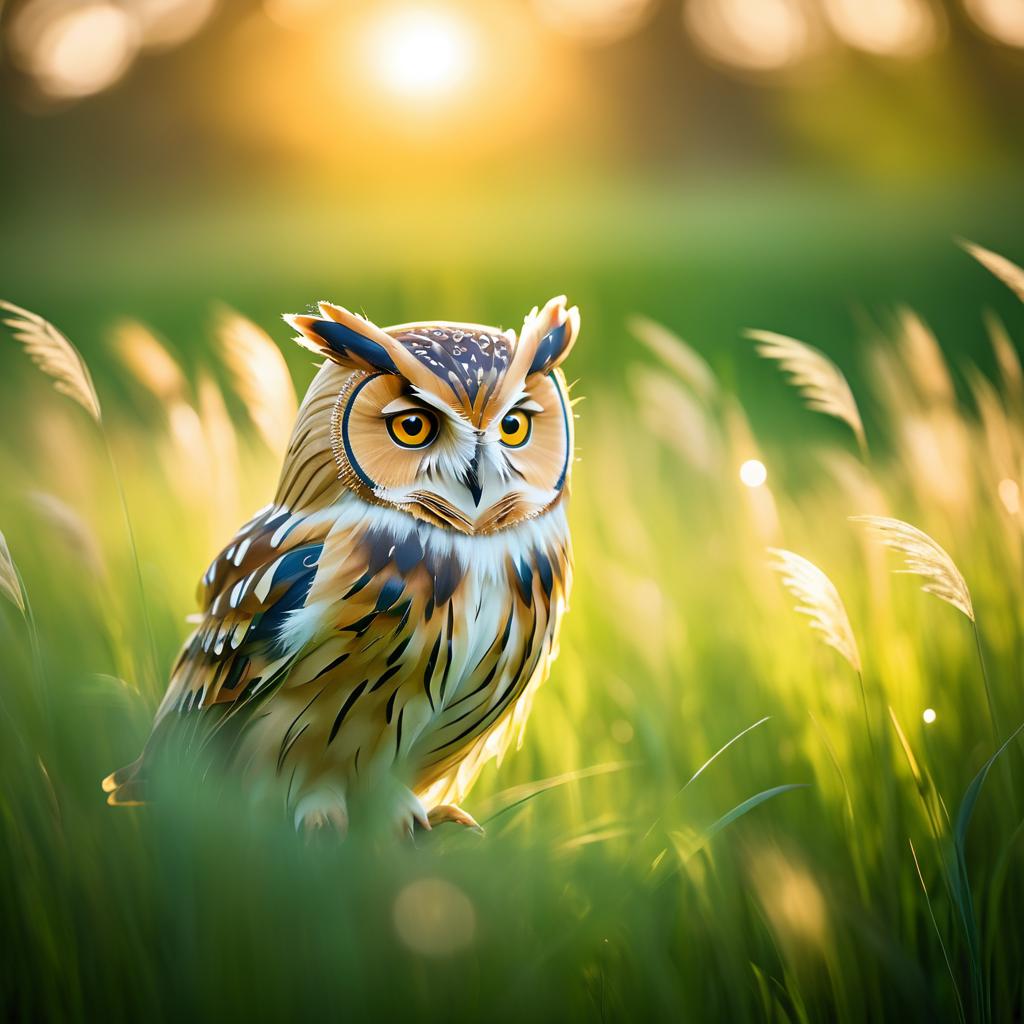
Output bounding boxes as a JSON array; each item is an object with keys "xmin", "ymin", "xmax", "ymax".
[
  {"xmin": 284, "ymin": 303, "xmax": 401, "ymax": 374},
  {"xmin": 524, "ymin": 296, "xmax": 580, "ymax": 375}
]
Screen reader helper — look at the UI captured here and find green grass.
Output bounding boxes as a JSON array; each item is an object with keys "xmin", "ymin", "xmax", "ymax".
[{"xmin": 1, "ymin": 197, "xmax": 1024, "ymax": 1021}]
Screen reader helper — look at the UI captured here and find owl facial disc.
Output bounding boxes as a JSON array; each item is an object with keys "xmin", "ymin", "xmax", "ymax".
[{"xmin": 290, "ymin": 298, "xmax": 579, "ymax": 535}]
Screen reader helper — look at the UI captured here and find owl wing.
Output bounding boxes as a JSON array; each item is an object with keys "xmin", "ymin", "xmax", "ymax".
[
  {"xmin": 169, "ymin": 506, "xmax": 333, "ymax": 711},
  {"xmin": 103, "ymin": 503, "xmax": 336, "ymax": 803}
]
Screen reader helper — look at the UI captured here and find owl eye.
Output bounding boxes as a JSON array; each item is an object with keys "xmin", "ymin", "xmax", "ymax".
[
  {"xmin": 498, "ymin": 409, "xmax": 532, "ymax": 448},
  {"xmin": 386, "ymin": 409, "xmax": 439, "ymax": 449}
]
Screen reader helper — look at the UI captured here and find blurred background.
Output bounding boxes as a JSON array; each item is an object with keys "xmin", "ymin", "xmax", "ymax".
[
  {"xmin": 2, "ymin": 0, "xmax": 1023, "ymax": 405},
  {"xmin": 3, "ymin": 3, "xmax": 1024, "ymax": 1020}
]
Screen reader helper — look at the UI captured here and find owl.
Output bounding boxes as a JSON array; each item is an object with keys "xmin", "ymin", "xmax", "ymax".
[{"xmin": 103, "ymin": 296, "xmax": 579, "ymax": 836}]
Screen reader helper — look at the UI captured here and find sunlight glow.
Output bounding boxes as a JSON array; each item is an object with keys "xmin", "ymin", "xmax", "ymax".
[
  {"xmin": 740, "ymin": 459, "xmax": 768, "ymax": 488},
  {"xmin": 922, "ymin": 707, "xmax": 937, "ymax": 724},
  {"xmin": 364, "ymin": 6, "xmax": 478, "ymax": 100}
]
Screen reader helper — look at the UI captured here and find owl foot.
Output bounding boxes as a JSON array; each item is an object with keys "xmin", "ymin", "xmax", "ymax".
[
  {"xmin": 392, "ymin": 787, "xmax": 432, "ymax": 841},
  {"xmin": 426, "ymin": 804, "xmax": 484, "ymax": 834},
  {"xmin": 293, "ymin": 786, "xmax": 349, "ymax": 836}
]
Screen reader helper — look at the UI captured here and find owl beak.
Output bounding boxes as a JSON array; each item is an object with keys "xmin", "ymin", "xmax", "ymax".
[{"xmin": 461, "ymin": 445, "xmax": 484, "ymax": 508}]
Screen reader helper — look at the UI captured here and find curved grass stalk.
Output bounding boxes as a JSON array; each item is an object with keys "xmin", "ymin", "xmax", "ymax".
[
  {"xmin": 641, "ymin": 715, "xmax": 771, "ymax": 842},
  {"xmin": 768, "ymin": 548, "xmax": 873, "ymax": 753},
  {"xmin": 749, "ymin": 329, "xmax": 867, "ymax": 458},
  {"xmin": 2, "ymin": 300, "xmax": 160, "ymax": 690},
  {"xmin": 215, "ymin": 307, "xmax": 298, "ymax": 458},
  {"xmin": 853, "ymin": 515, "xmax": 998, "ymax": 741},
  {"xmin": 909, "ymin": 838, "xmax": 967, "ymax": 1024}
]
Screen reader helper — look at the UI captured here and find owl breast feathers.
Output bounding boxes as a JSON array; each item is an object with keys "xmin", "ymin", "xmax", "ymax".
[{"xmin": 103, "ymin": 296, "xmax": 579, "ymax": 835}]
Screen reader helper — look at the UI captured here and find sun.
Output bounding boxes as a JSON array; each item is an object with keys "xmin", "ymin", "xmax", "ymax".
[{"xmin": 363, "ymin": 5, "xmax": 478, "ymax": 101}]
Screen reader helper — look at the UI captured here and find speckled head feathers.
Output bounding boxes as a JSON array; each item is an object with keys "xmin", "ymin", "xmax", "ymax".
[{"xmin": 285, "ymin": 297, "xmax": 578, "ymax": 429}]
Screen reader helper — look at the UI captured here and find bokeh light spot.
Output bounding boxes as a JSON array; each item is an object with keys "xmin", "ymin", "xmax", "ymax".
[
  {"xmin": 998, "ymin": 478, "xmax": 1021, "ymax": 515},
  {"xmin": 393, "ymin": 877, "xmax": 476, "ymax": 956},
  {"xmin": 13, "ymin": 1, "xmax": 138, "ymax": 99},
  {"xmin": 533, "ymin": 0, "xmax": 655, "ymax": 44},
  {"xmin": 923, "ymin": 707, "xmax": 937, "ymax": 724},
  {"xmin": 611, "ymin": 718, "xmax": 635, "ymax": 744},
  {"xmin": 824, "ymin": 0, "xmax": 942, "ymax": 58},
  {"xmin": 135, "ymin": 0, "xmax": 217, "ymax": 50},
  {"xmin": 964, "ymin": 0, "xmax": 1024, "ymax": 48},
  {"xmin": 740, "ymin": 459, "xmax": 768, "ymax": 488},
  {"xmin": 263, "ymin": 0, "xmax": 333, "ymax": 30},
  {"xmin": 685, "ymin": 0, "xmax": 815, "ymax": 72}
]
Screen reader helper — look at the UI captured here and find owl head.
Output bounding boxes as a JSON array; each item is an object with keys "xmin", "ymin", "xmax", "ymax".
[{"xmin": 285, "ymin": 297, "xmax": 579, "ymax": 535}]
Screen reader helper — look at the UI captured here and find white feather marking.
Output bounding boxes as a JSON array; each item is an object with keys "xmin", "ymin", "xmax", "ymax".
[{"xmin": 255, "ymin": 555, "xmax": 287, "ymax": 603}]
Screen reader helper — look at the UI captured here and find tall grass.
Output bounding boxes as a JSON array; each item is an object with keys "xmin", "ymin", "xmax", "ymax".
[{"xmin": 1, "ymin": 249, "xmax": 1023, "ymax": 1020}]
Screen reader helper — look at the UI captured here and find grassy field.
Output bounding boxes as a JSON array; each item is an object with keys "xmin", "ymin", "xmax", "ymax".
[{"xmin": 1, "ymin": 194, "xmax": 1023, "ymax": 1021}]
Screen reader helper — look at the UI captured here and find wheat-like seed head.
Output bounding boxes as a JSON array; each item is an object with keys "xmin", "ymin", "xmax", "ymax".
[
  {"xmin": 214, "ymin": 307, "xmax": 298, "ymax": 457},
  {"xmin": 1, "ymin": 300, "xmax": 102, "ymax": 423},
  {"xmin": 767, "ymin": 548, "xmax": 862, "ymax": 673},
  {"xmin": 0, "ymin": 527, "xmax": 25, "ymax": 614},
  {"xmin": 851, "ymin": 515, "xmax": 974, "ymax": 621},
  {"xmin": 628, "ymin": 315, "xmax": 719, "ymax": 405},
  {"xmin": 631, "ymin": 366, "xmax": 721, "ymax": 474},
  {"xmin": 197, "ymin": 370, "xmax": 240, "ymax": 536},
  {"xmin": 112, "ymin": 320, "xmax": 189, "ymax": 405},
  {"xmin": 29, "ymin": 493, "xmax": 106, "ymax": 580},
  {"xmin": 986, "ymin": 312, "xmax": 1024, "ymax": 405},
  {"xmin": 897, "ymin": 310, "xmax": 954, "ymax": 408},
  {"xmin": 960, "ymin": 239, "xmax": 1024, "ymax": 303},
  {"xmin": 748, "ymin": 330, "xmax": 866, "ymax": 456}
]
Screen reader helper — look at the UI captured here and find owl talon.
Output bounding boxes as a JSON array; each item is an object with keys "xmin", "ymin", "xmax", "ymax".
[
  {"xmin": 391, "ymin": 787, "xmax": 431, "ymax": 842},
  {"xmin": 426, "ymin": 804, "xmax": 484, "ymax": 834},
  {"xmin": 294, "ymin": 787, "xmax": 349, "ymax": 836}
]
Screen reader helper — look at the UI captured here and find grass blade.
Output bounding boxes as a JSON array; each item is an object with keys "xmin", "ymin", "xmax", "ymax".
[
  {"xmin": 909, "ymin": 838, "xmax": 967, "ymax": 1024},
  {"xmin": 642, "ymin": 716, "xmax": 772, "ymax": 841},
  {"xmin": 954, "ymin": 721, "xmax": 1024, "ymax": 858},
  {"xmin": 479, "ymin": 761, "xmax": 635, "ymax": 825},
  {"xmin": 685, "ymin": 783, "xmax": 809, "ymax": 858}
]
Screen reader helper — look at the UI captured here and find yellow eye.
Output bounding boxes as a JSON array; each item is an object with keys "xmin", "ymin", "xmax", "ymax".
[
  {"xmin": 386, "ymin": 409, "xmax": 438, "ymax": 449},
  {"xmin": 499, "ymin": 409, "xmax": 532, "ymax": 447}
]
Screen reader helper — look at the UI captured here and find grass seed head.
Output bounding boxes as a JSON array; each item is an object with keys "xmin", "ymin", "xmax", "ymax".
[
  {"xmin": 767, "ymin": 547, "xmax": 862, "ymax": 673},
  {"xmin": 215, "ymin": 307, "xmax": 298, "ymax": 458},
  {"xmin": 748, "ymin": 329, "xmax": 866, "ymax": 456},
  {"xmin": 851, "ymin": 514, "xmax": 974, "ymax": 621},
  {"xmin": 1, "ymin": 299, "xmax": 102, "ymax": 423},
  {"xmin": 0, "ymin": 527, "xmax": 25, "ymax": 614}
]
